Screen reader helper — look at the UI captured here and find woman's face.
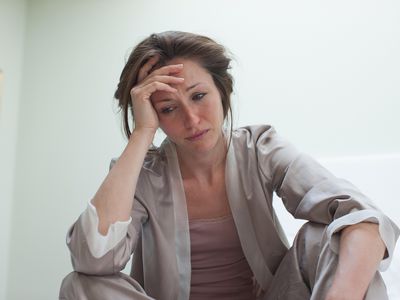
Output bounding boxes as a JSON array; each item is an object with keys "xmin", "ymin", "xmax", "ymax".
[{"xmin": 151, "ymin": 58, "xmax": 225, "ymax": 155}]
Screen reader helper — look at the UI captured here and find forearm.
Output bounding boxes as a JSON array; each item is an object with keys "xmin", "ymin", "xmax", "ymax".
[
  {"xmin": 92, "ymin": 128, "xmax": 154, "ymax": 235},
  {"xmin": 326, "ymin": 222, "xmax": 386, "ymax": 300}
]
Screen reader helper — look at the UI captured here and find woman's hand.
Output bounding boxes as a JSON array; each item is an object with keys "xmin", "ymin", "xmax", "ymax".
[{"xmin": 130, "ymin": 56, "xmax": 184, "ymax": 134}]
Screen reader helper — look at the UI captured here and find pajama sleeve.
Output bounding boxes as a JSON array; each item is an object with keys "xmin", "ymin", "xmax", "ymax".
[
  {"xmin": 79, "ymin": 199, "xmax": 131, "ymax": 259},
  {"xmin": 252, "ymin": 125, "xmax": 400, "ymax": 271},
  {"xmin": 66, "ymin": 159, "xmax": 149, "ymax": 275}
]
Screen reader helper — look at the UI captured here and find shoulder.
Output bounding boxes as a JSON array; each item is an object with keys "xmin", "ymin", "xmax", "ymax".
[
  {"xmin": 233, "ymin": 124, "xmax": 275, "ymax": 138},
  {"xmin": 109, "ymin": 146, "xmax": 167, "ymax": 177},
  {"xmin": 231, "ymin": 124, "xmax": 281, "ymax": 149},
  {"xmin": 230, "ymin": 124, "xmax": 299, "ymax": 170}
]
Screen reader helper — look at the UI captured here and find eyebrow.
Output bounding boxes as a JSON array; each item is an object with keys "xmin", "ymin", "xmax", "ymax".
[{"xmin": 186, "ymin": 82, "xmax": 202, "ymax": 92}]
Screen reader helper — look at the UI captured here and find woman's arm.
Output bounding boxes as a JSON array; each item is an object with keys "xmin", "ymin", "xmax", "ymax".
[
  {"xmin": 326, "ymin": 222, "xmax": 386, "ymax": 300},
  {"xmin": 92, "ymin": 59, "xmax": 184, "ymax": 236},
  {"xmin": 92, "ymin": 129, "xmax": 154, "ymax": 235}
]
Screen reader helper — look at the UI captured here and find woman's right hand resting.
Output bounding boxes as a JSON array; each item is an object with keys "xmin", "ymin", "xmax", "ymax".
[
  {"xmin": 130, "ymin": 55, "xmax": 184, "ymax": 134},
  {"xmin": 91, "ymin": 57, "xmax": 184, "ymax": 235}
]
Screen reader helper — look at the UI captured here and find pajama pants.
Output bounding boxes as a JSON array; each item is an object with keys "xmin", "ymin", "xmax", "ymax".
[{"xmin": 59, "ymin": 222, "xmax": 388, "ymax": 300}]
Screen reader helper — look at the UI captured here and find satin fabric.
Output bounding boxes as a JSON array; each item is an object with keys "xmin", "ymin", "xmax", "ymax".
[{"xmin": 64, "ymin": 125, "xmax": 399, "ymax": 300}]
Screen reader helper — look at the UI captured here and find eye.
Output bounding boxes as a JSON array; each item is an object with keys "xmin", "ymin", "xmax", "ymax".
[
  {"xmin": 192, "ymin": 93, "xmax": 206, "ymax": 101},
  {"xmin": 160, "ymin": 106, "xmax": 175, "ymax": 114}
]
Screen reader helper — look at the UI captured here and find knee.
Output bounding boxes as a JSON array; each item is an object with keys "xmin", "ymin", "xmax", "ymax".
[
  {"xmin": 59, "ymin": 271, "xmax": 148, "ymax": 300},
  {"xmin": 59, "ymin": 271, "xmax": 121, "ymax": 300},
  {"xmin": 59, "ymin": 271, "xmax": 81, "ymax": 300},
  {"xmin": 292, "ymin": 222, "xmax": 330, "ymax": 284},
  {"xmin": 295, "ymin": 222, "xmax": 328, "ymax": 250},
  {"xmin": 294, "ymin": 222, "xmax": 332, "ymax": 263}
]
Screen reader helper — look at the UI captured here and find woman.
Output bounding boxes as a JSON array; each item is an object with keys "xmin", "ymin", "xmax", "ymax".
[{"xmin": 60, "ymin": 31, "xmax": 399, "ymax": 300}]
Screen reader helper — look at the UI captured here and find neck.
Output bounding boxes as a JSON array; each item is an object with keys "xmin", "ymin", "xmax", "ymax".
[{"xmin": 176, "ymin": 133, "xmax": 227, "ymax": 184}]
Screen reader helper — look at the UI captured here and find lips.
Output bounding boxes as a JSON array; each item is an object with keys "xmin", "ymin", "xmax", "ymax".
[{"xmin": 185, "ymin": 129, "xmax": 209, "ymax": 141}]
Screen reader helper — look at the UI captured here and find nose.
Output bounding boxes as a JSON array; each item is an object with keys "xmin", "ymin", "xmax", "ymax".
[{"xmin": 182, "ymin": 104, "xmax": 200, "ymax": 129}]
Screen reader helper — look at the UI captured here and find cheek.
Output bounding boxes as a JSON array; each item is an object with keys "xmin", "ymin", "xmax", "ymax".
[
  {"xmin": 207, "ymin": 98, "xmax": 224, "ymax": 121},
  {"xmin": 158, "ymin": 118, "xmax": 179, "ymax": 137}
]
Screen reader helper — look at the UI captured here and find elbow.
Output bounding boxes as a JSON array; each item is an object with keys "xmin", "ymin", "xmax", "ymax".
[{"xmin": 70, "ymin": 249, "xmax": 131, "ymax": 276}]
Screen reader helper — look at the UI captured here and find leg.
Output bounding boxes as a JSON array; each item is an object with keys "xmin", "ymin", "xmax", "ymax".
[
  {"xmin": 59, "ymin": 271, "xmax": 155, "ymax": 300},
  {"xmin": 263, "ymin": 223, "xmax": 314, "ymax": 300},
  {"xmin": 265, "ymin": 222, "xmax": 388, "ymax": 300}
]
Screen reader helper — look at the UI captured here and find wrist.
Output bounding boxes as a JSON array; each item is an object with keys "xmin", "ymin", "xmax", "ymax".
[
  {"xmin": 130, "ymin": 127, "xmax": 156, "ymax": 145},
  {"xmin": 326, "ymin": 283, "xmax": 365, "ymax": 300}
]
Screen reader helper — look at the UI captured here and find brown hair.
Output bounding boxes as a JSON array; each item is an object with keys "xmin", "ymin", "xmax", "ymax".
[{"xmin": 114, "ymin": 31, "xmax": 234, "ymax": 143}]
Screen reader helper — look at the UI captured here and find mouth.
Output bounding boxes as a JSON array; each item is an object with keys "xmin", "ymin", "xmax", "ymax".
[{"xmin": 185, "ymin": 129, "xmax": 210, "ymax": 141}]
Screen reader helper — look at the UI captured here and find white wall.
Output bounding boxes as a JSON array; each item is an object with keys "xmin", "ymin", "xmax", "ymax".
[
  {"xmin": 0, "ymin": 0, "xmax": 26, "ymax": 299},
  {"xmin": 6, "ymin": 0, "xmax": 400, "ymax": 299}
]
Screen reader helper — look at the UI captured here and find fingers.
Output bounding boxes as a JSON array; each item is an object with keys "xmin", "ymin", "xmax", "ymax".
[
  {"xmin": 133, "ymin": 58, "xmax": 185, "ymax": 105},
  {"xmin": 137, "ymin": 55, "xmax": 184, "ymax": 82},
  {"xmin": 132, "ymin": 74, "xmax": 184, "ymax": 99},
  {"xmin": 137, "ymin": 55, "xmax": 159, "ymax": 83},
  {"xmin": 141, "ymin": 74, "xmax": 184, "ymax": 87},
  {"xmin": 145, "ymin": 81, "xmax": 178, "ymax": 94},
  {"xmin": 150, "ymin": 64, "xmax": 184, "ymax": 77},
  {"xmin": 131, "ymin": 80, "xmax": 179, "ymax": 98},
  {"xmin": 138, "ymin": 58, "xmax": 184, "ymax": 85}
]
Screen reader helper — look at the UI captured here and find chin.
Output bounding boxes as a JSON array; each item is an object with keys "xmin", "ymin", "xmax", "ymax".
[
  {"xmin": 172, "ymin": 128, "xmax": 225, "ymax": 153},
  {"xmin": 186, "ymin": 132, "xmax": 223, "ymax": 153}
]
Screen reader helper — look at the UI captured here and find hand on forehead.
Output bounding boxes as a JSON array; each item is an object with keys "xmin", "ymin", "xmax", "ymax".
[{"xmin": 150, "ymin": 59, "xmax": 213, "ymax": 103}]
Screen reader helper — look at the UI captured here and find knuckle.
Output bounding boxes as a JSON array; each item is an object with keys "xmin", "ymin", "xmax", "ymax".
[
  {"xmin": 130, "ymin": 87, "xmax": 141, "ymax": 98},
  {"xmin": 151, "ymin": 81, "xmax": 160, "ymax": 88}
]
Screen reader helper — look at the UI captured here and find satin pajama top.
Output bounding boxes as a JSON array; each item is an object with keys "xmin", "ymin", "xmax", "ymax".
[{"xmin": 66, "ymin": 124, "xmax": 400, "ymax": 300}]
